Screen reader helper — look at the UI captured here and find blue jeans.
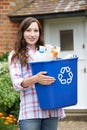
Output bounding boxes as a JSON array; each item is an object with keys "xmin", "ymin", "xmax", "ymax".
[{"xmin": 19, "ymin": 117, "xmax": 58, "ymax": 130}]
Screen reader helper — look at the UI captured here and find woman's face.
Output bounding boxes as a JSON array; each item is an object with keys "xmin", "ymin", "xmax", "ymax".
[{"xmin": 24, "ymin": 22, "xmax": 40, "ymax": 48}]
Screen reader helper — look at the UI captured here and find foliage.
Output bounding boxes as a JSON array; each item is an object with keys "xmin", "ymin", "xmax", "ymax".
[
  {"xmin": 0, "ymin": 52, "xmax": 20, "ymax": 119},
  {"xmin": 0, "ymin": 52, "xmax": 9, "ymax": 62},
  {"xmin": 0, "ymin": 112, "xmax": 18, "ymax": 130}
]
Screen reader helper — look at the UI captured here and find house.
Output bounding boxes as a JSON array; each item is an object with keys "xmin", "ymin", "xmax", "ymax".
[{"xmin": 0, "ymin": 0, "xmax": 87, "ymax": 117}]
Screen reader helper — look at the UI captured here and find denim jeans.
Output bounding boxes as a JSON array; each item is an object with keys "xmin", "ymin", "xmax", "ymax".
[{"xmin": 19, "ymin": 117, "xmax": 58, "ymax": 130}]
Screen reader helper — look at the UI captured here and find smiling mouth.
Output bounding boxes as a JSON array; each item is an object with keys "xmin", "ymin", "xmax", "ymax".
[{"xmin": 27, "ymin": 38, "xmax": 34, "ymax": 41}]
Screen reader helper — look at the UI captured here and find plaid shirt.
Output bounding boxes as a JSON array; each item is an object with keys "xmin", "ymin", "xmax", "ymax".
[{"xmin": 8, "ymin": 47, "xmax": 65, "ymax": 121}]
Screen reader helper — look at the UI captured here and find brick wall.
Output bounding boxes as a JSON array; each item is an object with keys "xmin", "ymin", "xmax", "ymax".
[
  {"xmin": 0, "ymin": 0, "xmax": 24, "ymax": 56},
  {"xmin": 0, "ymin": 0, "xmax": 44, "ymax": 56}
]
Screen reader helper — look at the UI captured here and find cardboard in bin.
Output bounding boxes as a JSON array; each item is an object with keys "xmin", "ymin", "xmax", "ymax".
[{"xmin": 30, "ymin": 57, "xmax": 78, "ymax": 109}]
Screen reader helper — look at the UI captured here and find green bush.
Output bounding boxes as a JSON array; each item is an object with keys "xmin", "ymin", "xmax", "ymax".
[
  {"xmin": 0, "ymin": 52, "xmax": 9, "ymax": 62},
  {"xmin": 0, "ymin": 113, "xmax": 18, "ymax": 130},
  {"xmin": 0, "ymin": 53, "xmax": 20, "ymax": 119}
]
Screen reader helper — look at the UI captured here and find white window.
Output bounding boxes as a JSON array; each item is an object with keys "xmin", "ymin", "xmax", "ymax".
[{"xmin": 60, "ymin": 30, "xmax": 74, "ymax": 51}]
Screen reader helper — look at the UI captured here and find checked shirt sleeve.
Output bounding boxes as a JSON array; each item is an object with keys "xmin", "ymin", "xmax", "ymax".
[{"xmin": 8, "ymin": 51, "xmax": 27, "ymax": 91}]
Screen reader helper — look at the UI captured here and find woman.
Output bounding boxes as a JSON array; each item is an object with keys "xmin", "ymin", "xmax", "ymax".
[{"xmin": 8, "ymin": 17, "xmax": 65, "ymax": 130}]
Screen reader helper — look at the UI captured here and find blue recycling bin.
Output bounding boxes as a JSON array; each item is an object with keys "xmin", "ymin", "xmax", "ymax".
[{"xmin": 30, "ymin": 57, "xmax": 78, "ymax": 109}]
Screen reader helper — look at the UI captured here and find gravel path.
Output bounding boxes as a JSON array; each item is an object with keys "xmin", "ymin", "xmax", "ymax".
[{"xmin": 58, "ymin": 120, "xmax": 87, "ymax": 130}]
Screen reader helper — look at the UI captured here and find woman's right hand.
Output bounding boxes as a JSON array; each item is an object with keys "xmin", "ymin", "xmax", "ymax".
[
  {"xmin": 21, "ymin": 71, "xmax": 56, "ymax": 88},
  {"xmin": 36, "ymin": 71, "xmax": 56, "ymax": 85}
]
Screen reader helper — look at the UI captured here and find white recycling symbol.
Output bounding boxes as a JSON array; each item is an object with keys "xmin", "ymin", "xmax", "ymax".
[{"xmin": 58, "ymin": 66, "xmax": 73, "ymax": 84}]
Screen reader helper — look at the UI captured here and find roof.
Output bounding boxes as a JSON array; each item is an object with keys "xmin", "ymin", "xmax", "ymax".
[{"xmin": 8, "ymin": 0, "xmax": 87, "ymax": 21}]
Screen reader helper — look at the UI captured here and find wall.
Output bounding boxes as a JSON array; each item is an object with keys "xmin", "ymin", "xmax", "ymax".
[
  {"xmin": 0, "ymin": 0, "xmax": 24, "ymax": 55},
  {"xmin": 0, "ymin": 0, "xmax": 44, "ymax": 56}
]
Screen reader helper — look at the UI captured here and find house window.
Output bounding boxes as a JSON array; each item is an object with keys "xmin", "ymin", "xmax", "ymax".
[{"xmin": 60, "ymin": 30, "xmax": 74, "ymax": 51}]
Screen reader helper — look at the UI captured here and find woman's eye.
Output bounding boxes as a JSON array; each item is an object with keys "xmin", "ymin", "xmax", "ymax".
[
  {"xmin": 34, "ymin": 29, "xmax": 39, "ymax": 32},
  {"xmin": 26, "ymin": 29, "xmax": 31, "ymax": 32},
  {"xmin": 25, "ymin": 29, "xmax": 39, "ymax": 32}
]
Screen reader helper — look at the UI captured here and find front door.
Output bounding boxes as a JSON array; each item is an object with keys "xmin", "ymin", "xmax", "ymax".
[{"xmin": 44, "ymin": 18, "xmax": 87, "ymax": 109}]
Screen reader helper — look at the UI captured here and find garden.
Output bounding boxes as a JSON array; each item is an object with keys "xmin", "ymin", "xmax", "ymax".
[{"xmin": 0, "ymin": 52, "xmax": 20, "ymax": 130}]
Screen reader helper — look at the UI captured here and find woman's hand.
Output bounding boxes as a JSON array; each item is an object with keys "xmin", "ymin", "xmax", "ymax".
[
  {"xmin": 21, "ymin": 71, "xmax": 56, "ymax": 88},
  {"xmin": 36, "ymin": 71, "xmax": 56, "ymax": 85}
]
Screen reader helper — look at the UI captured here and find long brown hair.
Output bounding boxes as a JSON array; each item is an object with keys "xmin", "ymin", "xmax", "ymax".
[{"xmin": 11, "ymin": 17, "xmax": 44, "ymax": 66}]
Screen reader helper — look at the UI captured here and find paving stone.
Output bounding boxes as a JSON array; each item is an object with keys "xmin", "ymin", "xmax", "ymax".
[{"xmin": 58, "ymin": 120, "xmax": 87, "ymax": 130}]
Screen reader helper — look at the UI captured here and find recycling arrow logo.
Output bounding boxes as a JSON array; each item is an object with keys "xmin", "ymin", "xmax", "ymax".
[{"xmin": 58, "ymin": 66, "xmax": 73, "ymax": 84}]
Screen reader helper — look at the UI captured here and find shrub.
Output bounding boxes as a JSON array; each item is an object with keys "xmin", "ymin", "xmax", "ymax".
[
  {"xmin": 0, "ymin": 112, "xmax": 17, "ymax": 130},
  {"xmin": 0, "ymin": 52, "xmax": 9, "ymax": 62},
  {"xmin": 0, "ymin": 52, "xmax": 20, "ymax": 119}
]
